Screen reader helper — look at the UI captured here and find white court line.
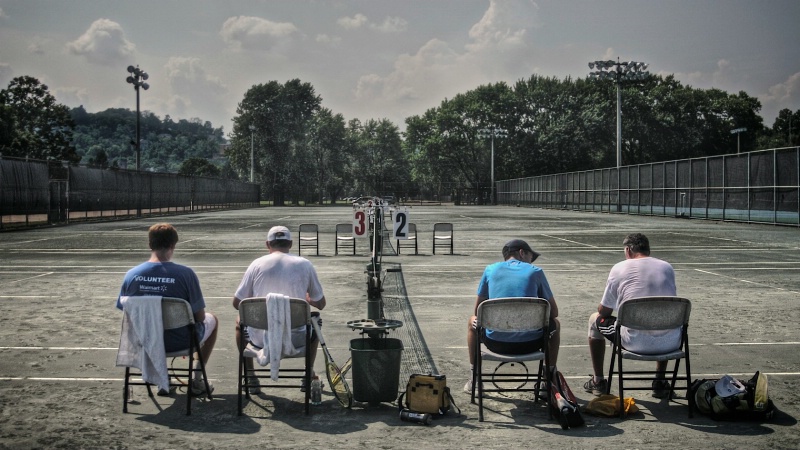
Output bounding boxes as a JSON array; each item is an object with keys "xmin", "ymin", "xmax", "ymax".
[
  {"xmin": 238, "ymin": 223, "xmax": 261, "ymax": 229},
  {"xmin": 694, "ymin": 268, "xmax": 800, "ymax": 294},
  {"xmin": 540, "ymin": 234, "xmax": 598, "ymax": 248},
  {"xmin": 667, "ymin": 231, "xmax": 755, "ymax": 245},
  {"xmin": 180, "ymin": 236, "xmax": 206, "ymax": 244},
  {"xmin": 1, "ymin": 272, "xmax": 53, "ymax": 284}
]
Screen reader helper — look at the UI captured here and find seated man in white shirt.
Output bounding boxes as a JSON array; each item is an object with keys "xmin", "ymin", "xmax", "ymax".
[
  {"xmin": 232, "ymin": 226, "xmax": 327, "ymax": 393},
  {"xmin": 584, "ymin": 233, "xmax": 681, "ymax": 398}
]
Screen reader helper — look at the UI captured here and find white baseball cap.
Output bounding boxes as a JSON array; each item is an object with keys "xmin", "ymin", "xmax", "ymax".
[
  {"xmin": 715, "ymin": 375, "xmax": 745, "ymax": 398},
  {"xmin": 267, "ymin": 225, "xmax": 292, "ymax": 242}
]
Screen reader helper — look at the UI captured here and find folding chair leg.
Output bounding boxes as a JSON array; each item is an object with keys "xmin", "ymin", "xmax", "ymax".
[{"xmin": 123, "ymin": 367, "xmax": 131, "ymax": 413}]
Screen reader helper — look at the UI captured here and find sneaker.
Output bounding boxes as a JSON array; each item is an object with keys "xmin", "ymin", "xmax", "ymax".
[
  {"xmin": 652, "ymin": 379, "xmax": 671, "ymax": 399},
  {"xmin": 246, "ymin": 371, "xmax": 261, "ymax": 395},
  {"xmin": 190, "ymin": 379, "xmax": 214, "ymax": 396},
  {"xmin": 583, "ymin": 377, "xmax": 607, "ymax": 396}
]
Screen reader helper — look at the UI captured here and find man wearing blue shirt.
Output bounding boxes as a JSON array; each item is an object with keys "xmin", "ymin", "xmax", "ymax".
[{"xmin": 465, "ymin": 239, "xmax": 561, "ymax": 392}]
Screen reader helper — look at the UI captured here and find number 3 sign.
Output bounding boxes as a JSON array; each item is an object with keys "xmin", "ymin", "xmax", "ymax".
[{"xmin": 353, "ymin": 208, "xmax": 368, "ymax": 238}]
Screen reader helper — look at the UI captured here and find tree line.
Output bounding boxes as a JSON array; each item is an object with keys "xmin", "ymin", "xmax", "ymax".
[{"xmin": 1, "ymin": 73, "xmax": 798, "ymax": 205}]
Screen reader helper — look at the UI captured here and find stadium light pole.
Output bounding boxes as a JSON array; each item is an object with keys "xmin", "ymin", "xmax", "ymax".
[
  {"xmin": 588, "ymin": 58, "xmax": 650, "ymax": 168},
  {"xmin": 731, "ymin": 127, "xmax": 747, "ymax": 154},
  {"xmin": 477, "ymin": 127, "xmax": 508, "ymax": 205},
  {"xmin": 125, "ymin": 65, "xmax": 149, "ymax": 172},
  {"xmin": 249, "ymin": 124, "xmax": 256, "ymax": 182}
]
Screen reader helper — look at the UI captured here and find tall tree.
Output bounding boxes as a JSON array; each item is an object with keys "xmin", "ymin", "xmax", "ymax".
[
  {"xmin": 230, "ymin": 79, "xmax": 321, "ymax": 204},
  {"xmin": 0, "ymin": 75, "xmax": 79, "ymax": 162}
]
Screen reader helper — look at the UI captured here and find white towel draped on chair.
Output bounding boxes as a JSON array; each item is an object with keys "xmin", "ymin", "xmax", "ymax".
[
  {"xmin": 116, "ymin": 296, "xmax": 170, "ymax": 393},
  {"xmin": 256, "ymin": 293, "xmax": 303, "ymax": 380}
]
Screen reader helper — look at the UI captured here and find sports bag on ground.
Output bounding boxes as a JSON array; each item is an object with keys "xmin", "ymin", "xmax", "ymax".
[
  {"xmin": 690, "ymin": 371, "xmax": 775, "ymax": 421},
  {"xmin": 398, "ymin": 373, "xmax": 460, "ymax": 416},
  {"xmin": 549, "ymin": 370, "xmax": 584, "ymax": 429}
]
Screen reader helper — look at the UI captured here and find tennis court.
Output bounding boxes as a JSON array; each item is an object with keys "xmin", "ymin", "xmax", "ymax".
[{"xmin": 0, "ymin": 205, "xmax": 797, "ymax": 448}]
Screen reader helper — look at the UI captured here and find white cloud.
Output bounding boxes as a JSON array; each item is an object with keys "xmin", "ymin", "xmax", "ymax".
[
  {"xmin": 0, "ymin": 7, "xmax": 7, "ymax": 19},
  {"xmin": 352, "ymin": 0, "xmax": 536, "ymax": 116},
  {"xmin": 338, "ymin": 13, "xmax": 368, "ymax": 30},
  {"xmin": 220, "ymin": 16, "xmax": 299, "ymax": 51},
  {"xmin": 369, "ymin": 16, "xmax": 407, "ymax": 33},
  {"xmin": 161, "ymin": 57, "xmax": 230, "ymax": 127},
  {"xmin": 66, "ymin": 19, "xmax": 135, "ymax": 64},
  {"xmin": 338, "ymin": 13, "xmax": 407, "ymax": 33},
  {"xmin": 316, "ymin": 34, "xmax": 341, "ymax": 45},
  {"xmin": 53, "ymin": 86, "xmax": 90, "ymax": 107}
]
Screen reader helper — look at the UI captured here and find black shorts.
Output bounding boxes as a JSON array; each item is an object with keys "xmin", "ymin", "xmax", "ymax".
[{"xmin": 483, "ymin": 334, "xmax": 544, "ymax": 355}]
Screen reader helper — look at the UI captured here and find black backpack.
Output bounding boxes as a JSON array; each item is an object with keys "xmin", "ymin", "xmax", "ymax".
[{"xmin": 690, "ymin": 371, "xmax": 775, "ymax": 421}]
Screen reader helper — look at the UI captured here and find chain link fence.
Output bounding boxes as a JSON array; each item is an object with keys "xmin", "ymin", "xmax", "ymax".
[
  {"xmin": 497, "ymin": 147, "xmax": 800, "ymax": 226},
  {"xmin": 1, "ymin": 157, "xmax": 260, "ymax": 229}
]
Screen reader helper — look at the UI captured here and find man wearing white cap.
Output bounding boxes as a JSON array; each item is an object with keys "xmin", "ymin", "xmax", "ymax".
[
  {"xmin": 465, "ymin": 239, "xmax": 561, "ymax": 393},
  {"xmin": 232, "ymin": 225, "xmax": 327, "ymax": 392}
]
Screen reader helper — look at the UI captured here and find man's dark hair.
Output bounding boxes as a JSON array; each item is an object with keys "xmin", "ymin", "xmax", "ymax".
[
  {"xmin": 269, "ymin": 239, "xmax": 292, "ymax": 251},
  {"xmin": 623, "ymin": 233, "xmax": 650, "ymax": 255},
  {"xmin": 149, "ymin": 223, "xmax": 178, "ymax": 251}
]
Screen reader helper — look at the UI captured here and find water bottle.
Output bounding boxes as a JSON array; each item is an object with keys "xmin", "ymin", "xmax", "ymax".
[
  {"xmin": 399, "ymin": 409, "xmax": 432, "ymax": 425},
  {"xmin": 310, "ymin": 375, "xmax": 322, "ymax": 405}
]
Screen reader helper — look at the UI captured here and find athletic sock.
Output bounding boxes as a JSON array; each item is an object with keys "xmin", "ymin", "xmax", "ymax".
[{"xmin": 593, "ymin": 375, "xmax": 605, "ymax": 383}]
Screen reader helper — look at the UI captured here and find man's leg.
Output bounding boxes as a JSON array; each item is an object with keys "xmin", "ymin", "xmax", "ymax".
[
  {"xmin": 548, "ymin": 318, "xmax": 560, "ymax": 369},
  {"xmin": 199, "ymin": 312, "xmax": 217, "ymax": 366},
  {"xmin": 467, "ymin": 315, "xmax": 477, "ymax": 366},
  {"xmin": 585, "ymin": 312, "xmax": 612, "ymax": 395}
]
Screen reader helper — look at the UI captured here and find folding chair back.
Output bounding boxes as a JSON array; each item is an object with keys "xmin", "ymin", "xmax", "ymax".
[
  {"xmin": 335, "ymin": 223, "xmax": 356, "ymax": 255},
  {"xmin": 121, "ymin": 297, "xmax": 212, "ymax": 416},
  {"xmin": 297, "ymin": 224, "xmax": 319, "ymax": 256},
  {"xmin": 237, "ymin": 297, "xmax": 312, "ymax": 415},
  {"xmin": 472, "ymin": 297, "xmax": 551, "ymax": 422},
  {"xmin": 609, "ymin": 296, "xmax": 692, "ymax": 418},
  {"xmin": 432, "ymin": 222, "xmax": 453, "ymax": 254},
  {"xmin": 396, "ymin": 223, "xmax": 418, "ymax": 255}
]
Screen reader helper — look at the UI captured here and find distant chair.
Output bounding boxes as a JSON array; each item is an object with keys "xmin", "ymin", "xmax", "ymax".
[
  {"xmin": 297, "ymin": 224, "xmax": 319, "ymax": 256},
  {"xmin": 335, "ymin": 223, "xmax": 356, "ymax": 255},
  {"xmin": 432, "ymin": 222, "xmax": 453, "ymax": 255},
  {"xmin": 396, "ymin": 223, "xmax": 418, "ymax": 255}
]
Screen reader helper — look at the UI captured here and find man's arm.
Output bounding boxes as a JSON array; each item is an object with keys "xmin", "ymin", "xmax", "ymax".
[
  {"xmin": 309, "ymin": 295, "xmax": 326, "ymax": 310},
  {"xmin": 598, "ymin": 304, "xmax": 613, "ymax": 317},
  {"xmin": 473, "ymin": 295, "xmax": 488, "ymax": 315},
  {"xmin": 194, "ymin": 307, "xmax": 207, "ymax": 324},
  {"xmin": 548, "ymin": 296, "xmax": 559, "ymax": 319},
  {"xmin": 232, "ymin": 296, "xmax": 242, "ymax": 310}
]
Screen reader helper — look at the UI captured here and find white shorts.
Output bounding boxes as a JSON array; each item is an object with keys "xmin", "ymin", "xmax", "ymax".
[{"xmin": 199, "ymin": 314, "xmax": 217, "ymax": 346}]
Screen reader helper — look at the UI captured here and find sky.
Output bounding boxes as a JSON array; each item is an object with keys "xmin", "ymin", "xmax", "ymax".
[{"xmin": 1, "ymin": 0, "xmax": 799, "ymax": 137}]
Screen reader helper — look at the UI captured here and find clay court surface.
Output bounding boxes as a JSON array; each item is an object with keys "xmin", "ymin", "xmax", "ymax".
[{"xmin": 0, "ymin": 205, "xmax": 798, "ymax": 449}]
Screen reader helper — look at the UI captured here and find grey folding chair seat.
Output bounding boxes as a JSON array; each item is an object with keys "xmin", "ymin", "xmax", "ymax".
[
  {"xmin": 237, "ymin": 297, "xmax": 312, "ymax": 415},
  {"xmin": 335, "ymin": 223, "xmax": 356, "ymax": 255},
  {"xmin": 121, "ymin": 297, "xmax": 212, "ymax": 416},
  {"xmin": 607, "ymin": 296, "xmax": 693, "ymax": 418},
  {"xmin": 432, "ymin": 222, "xmax": 453, "ymax": 254},
  {"xmin": 297, "ymin": 223, "xmax": 319, "ymax": 256},
  {"xmin": 471, "ymin": 297, "xmax": 551, "ymax": 422}
]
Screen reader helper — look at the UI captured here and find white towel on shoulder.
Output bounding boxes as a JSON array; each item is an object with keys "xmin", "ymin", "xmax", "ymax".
[
  {"xmin": 116, "ymin": 296, "xmax": 170, "ymax": 393},
  {"xmin": 256, "ymin": 293, "xmax": 302, "ymax": 380}
]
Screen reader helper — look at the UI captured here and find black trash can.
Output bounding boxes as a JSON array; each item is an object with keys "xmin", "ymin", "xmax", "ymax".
[{"xmin": 350, "ymin": 337, "xmax": 403, "ymax": 404}]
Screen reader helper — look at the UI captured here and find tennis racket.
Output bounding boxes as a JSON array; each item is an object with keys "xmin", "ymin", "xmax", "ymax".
[{"xmin": 310, "ymin": 314, "xmax": 352, "ymax": 408}]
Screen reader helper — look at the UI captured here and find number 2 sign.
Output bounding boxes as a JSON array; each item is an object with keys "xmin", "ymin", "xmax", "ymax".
[{"xmin": 393, "ymin": 208, "xmax": 410, "ymax": 240}]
